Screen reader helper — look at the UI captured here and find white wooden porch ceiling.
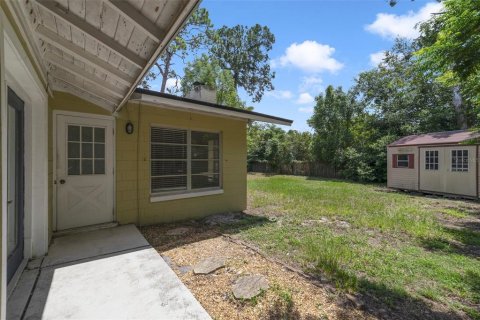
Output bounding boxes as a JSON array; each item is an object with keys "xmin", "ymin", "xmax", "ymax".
[{"xmin": 10, "ymin": 0, "xmax": 199, "ymax": 112}]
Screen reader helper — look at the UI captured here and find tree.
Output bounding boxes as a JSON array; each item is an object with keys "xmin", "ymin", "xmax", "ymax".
[
  {"xmin": 141, "ymin": 8, "xmax": 212, "ymax": 93},
  {"xmin": 180, "ymin": 55, "xmax": 247, "ymax": 109},
  {"xmin": 308, "ymin": 86, "xmax": 358, "ymax": 169},
  {"xmin": 353, "ymin": 39, "xmax": 460, "ymax": 136},
  {"xmin": 416, "ymin": 0, "xmax": 480, "ymax": 112},
  {"xmin": 209, "ymin": 24, "xmax": 275, "ymax": 102}
]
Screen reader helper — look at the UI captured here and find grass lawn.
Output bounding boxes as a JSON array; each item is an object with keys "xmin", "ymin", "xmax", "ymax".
[{"xmin": 237, "ymin": 174, "xmax": 480, "ymax": 319}]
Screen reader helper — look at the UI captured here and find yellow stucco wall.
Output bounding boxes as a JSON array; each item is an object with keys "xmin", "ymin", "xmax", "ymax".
[
  {"xmin": 48, "ymin": 93, "xmax": 248, "ymax": 233},
  {"xmin": 116, "ymin": 102, "xmax": 247, "ymax": 225}
]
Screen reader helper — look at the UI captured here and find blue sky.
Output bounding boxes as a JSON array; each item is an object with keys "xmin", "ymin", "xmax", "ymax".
[{"xmin": 149, "ymin": 0, "xmax": 443, "ymax": 131}]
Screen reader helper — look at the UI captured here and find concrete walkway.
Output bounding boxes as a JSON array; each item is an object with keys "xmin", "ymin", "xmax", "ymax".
[{"xmin": 8, "ymin": 225, "xmax": 211, "ymax": 320}]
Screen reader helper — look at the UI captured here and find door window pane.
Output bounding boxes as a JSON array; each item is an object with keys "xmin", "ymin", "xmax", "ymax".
[
  {"xmin": 452, "ymin": 149, "xmax": 469, "ymax": 172},
  {"xmin": 81, "ymin": 127, "xmax": 93, "ymax": 142},
  {"xmin": 94, "ymin": 143, "xmax": 105, "ymax": 158},
  {"xmin": 94, "ymin": 127, "xmax": 105, "ymax": 142},
  {"xmin": 425, "ymin": 150, "xmax": 439, "ymax": 170},
  {"xmin": 94, "ymin": 160, "xmax": 105, "ymax": 174},
  {"xmin": 82, "ymin": 159, "xmax": 93, "ymax": 174},
  {"xmin": 68, "ymin": 159, "xmax": 80, "ymax": 175},
  {"xmin": 68, "ymin": 142, "xmax": 80, "ymax": 158},
  {"xmin": 68, "ymin": 126, "xmax": 80, "ymax": 141},
  {"xmin": 67, "ymin": 125, "xmax": 106, "ymax": 175},
  {"xmin": 82, "ymin": 143, "xmax": 93, "ymax": 158}
]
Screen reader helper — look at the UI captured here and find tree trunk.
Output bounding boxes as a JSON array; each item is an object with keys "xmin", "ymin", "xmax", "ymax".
[
  {"xmin": 160, "ymin": 51, "xmax": 173, "ymax": 93},
  {"xmin": 452, "ymin": 86, "xmax": 468, "ymax": 129}
]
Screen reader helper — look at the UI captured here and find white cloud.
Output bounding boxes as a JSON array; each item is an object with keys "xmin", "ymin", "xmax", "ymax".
[
  {"xmin": 274, "ymin": 40, "xmax": 344, "ymax": 73},
  {"xmin": 266, "ymin": 90, "xmax": 293, "ymax": 100},
  {"xmin": 365, "ymin": 2, "xmax": 443, "ymax": 40},
  {"xmin": 296, "ymin": 92, "xmax": 314, "ymax": 105},
  {"xmin": 299, "ymin": 75, "xmax": 323, "ymax": 93},
  {"xmin": 298, "ymin": 107, "xmax": 314, "ymax": 114},
  {"xmin": 370, "ymin": 50, "xmax": 386, "ymax": 66},
  {"xmin": 166, "ymin": 78, "xmax": 181, "ymax": 91}
]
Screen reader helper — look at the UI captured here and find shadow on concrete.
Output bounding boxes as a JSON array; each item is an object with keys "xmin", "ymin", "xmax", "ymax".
[{"xmin": 8, "ymin": 225, "xmax": 210, "ymax": 320}]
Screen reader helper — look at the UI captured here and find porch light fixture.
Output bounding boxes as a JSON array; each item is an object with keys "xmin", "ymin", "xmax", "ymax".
[{"xmin": 125, "ymin": 121, "xmax": 134, "ymax": 134}]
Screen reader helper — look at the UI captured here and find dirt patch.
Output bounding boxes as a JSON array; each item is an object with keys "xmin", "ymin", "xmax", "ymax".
[{"xmin": 155, "ymin": 235, "xmax": 373, "ymax": 320}]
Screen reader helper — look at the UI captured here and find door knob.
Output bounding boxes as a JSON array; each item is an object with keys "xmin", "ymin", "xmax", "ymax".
[{"xmin": 59, "ymin": 179, "xmax": 66, "ymax": 184}]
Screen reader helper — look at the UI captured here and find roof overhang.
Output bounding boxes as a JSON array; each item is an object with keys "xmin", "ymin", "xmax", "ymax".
[
  {"xmin": 5, "ymin": 0, "xmax": 200, "ymax": 112},
  {"xmin": 130, "ymin": 89, "xmax": 293, "ymax": 126}
]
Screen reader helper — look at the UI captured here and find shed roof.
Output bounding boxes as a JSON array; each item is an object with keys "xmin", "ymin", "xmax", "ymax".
[
  {"xmin": 130, "ymin": 88, "xmax": 293, "ymax": 126},
  {"xmin": 389, "ymin": 129, "xmax": 480, "ymax": 147}
]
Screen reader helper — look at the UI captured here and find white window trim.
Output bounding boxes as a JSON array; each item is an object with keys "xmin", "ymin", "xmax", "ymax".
[
  {"xmin": 425, "ymin": 150, "xmax": 439, "ymax": 171},
  {"xmin": 150, "ymin": 126, "xmax": 222, "ymax": 198},
  {"xmin": 452, "ymin": 149, "xmax": 469, "ymax": 172},
  {"xmin": 150, "ymin": 188, "xmax": 224, "ymax": 202}
]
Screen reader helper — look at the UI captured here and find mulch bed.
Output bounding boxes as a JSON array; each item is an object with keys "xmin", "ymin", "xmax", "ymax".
[{"xmin": 141, "ymin": 222, "xmax": 375, "ymax": 320}]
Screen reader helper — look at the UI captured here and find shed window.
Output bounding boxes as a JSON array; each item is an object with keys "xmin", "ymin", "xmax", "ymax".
[
  {"xmin": 151, "ymin": 127, "xmax": 221, "ymax": 194},
  {"xmin": 396, "ymin": 154, "xmax": 410, "ymax": 168},
  {"xmin": 452, "ymin": 149, "xmax": 468, "ymax": 172},
  {"xmin": 425, "ymin": 150, "xmax": 439, "ymax": 170}
]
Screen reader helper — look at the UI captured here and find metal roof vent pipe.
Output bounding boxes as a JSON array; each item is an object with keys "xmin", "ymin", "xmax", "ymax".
[{"xmin": 185, "ymin": 82, "xmax": 217, "ymax": 104}]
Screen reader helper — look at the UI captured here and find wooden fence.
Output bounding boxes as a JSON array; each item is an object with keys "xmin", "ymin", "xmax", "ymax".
[{"xmin": 248, "ymin": 161, "xmax": 340, "ymax": 179}]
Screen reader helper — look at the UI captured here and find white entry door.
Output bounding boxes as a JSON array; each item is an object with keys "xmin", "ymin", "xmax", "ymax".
[{"xmin": 56, "ymin": 114, "xmax": 114, "ymax": 230}]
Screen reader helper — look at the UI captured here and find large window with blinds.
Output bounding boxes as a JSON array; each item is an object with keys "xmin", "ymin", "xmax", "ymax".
[{"xmin": 151, "ymin": 127, "xmax": 221, "ymax": 194}]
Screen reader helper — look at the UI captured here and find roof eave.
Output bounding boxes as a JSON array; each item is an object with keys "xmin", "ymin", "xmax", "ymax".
[
  {"xmin": 129, "ymin": 92, "xmax": 293, "ymax": 126},
  {"xmin": 113, "ymin": 0, "xmax": 201, "ymax": 114}
]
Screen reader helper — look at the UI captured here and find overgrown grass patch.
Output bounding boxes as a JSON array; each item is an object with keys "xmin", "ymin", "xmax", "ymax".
[{"xmin": 242, "ymin": 174, "xmax": 480, "ymax": 317}]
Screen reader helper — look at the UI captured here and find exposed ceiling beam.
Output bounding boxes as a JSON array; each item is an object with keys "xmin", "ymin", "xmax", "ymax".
[
  {"xmin": 44, "ymin": 52, "xmax": 125, "ymax": 99},
  {"xmin": 114, "ymin": 0, "xmax": 201, "ymax": 114},
  {"xmin": 36, "ymin": 0, "xmax": 146, "ymax": 69},
  {"xmin": 104, "ymin": 0, "xmax": 165, "ymax": 43},
  {"xmin": 49, "ymin": 70, "xmax": 119, "ymax": 105},
  {"xmin": 36, "ymin": 25, "xmax": 134, "ymax": 86}
]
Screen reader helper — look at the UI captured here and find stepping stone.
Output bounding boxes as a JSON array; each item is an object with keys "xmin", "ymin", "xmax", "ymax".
[
  {"xmin": 193, "ymin": 256, "xmax": 226, "ymax": 274},
  {"xmin": 166, "ymin": 227, "xmax": 191, "ymax": 236},
  {"xmin": 178, "ymin": 265, "xmax": 193, "ymax": 275},
  {"xmin": 232, "ymin": 274, "xmax": 269, "ymax": 299}
]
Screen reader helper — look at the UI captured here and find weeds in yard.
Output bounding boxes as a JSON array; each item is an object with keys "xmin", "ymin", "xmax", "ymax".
[{"xmin": 243, "ymin": 174, "xmax": 480, "ymax": 318}]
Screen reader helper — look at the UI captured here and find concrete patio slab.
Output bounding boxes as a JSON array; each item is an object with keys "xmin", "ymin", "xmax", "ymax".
[
  {"xmin": 42, "ymin": 224, "xmax": 149, "ymax": 268},
  {"xmin": 8, "ymin": 225, "xmax": 211, "ymax": 320}
]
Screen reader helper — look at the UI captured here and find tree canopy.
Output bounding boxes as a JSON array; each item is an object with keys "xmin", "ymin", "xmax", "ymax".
[
  {"xmin": 141, "ymin": 8, "xmax": 212, "ymax": 93},
  {"xmin": 181, "ymin": 54, "xmax": 248, "ymax": 109},
  {"xmin": 209, "ymin": 24, "xmax": 276, "ymax": 103},
  {"xmin": 416, "ymin": 0, "xmax": 480, "ymax": 108}
]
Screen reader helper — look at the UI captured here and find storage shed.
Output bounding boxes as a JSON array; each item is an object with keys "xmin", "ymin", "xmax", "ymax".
[{"xmin": 387, "ymin": 129, "xmax": 480, "ymax": 198}]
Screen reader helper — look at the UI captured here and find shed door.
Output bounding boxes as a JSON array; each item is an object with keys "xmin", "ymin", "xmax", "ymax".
[
  {"xmin": 419, "ymin": 146, "xmax": 477, "ymax": 197},
  {"xmin": 56, "ymin": 114, "xmax": 114, "ymax": 230},
  {"xmin": 419, "ymin": 148, "xmax": 445, "ymax": 194},
  {"xmin": 443, "ymin": 146, "xmax": 476, "ymax": 197}
]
